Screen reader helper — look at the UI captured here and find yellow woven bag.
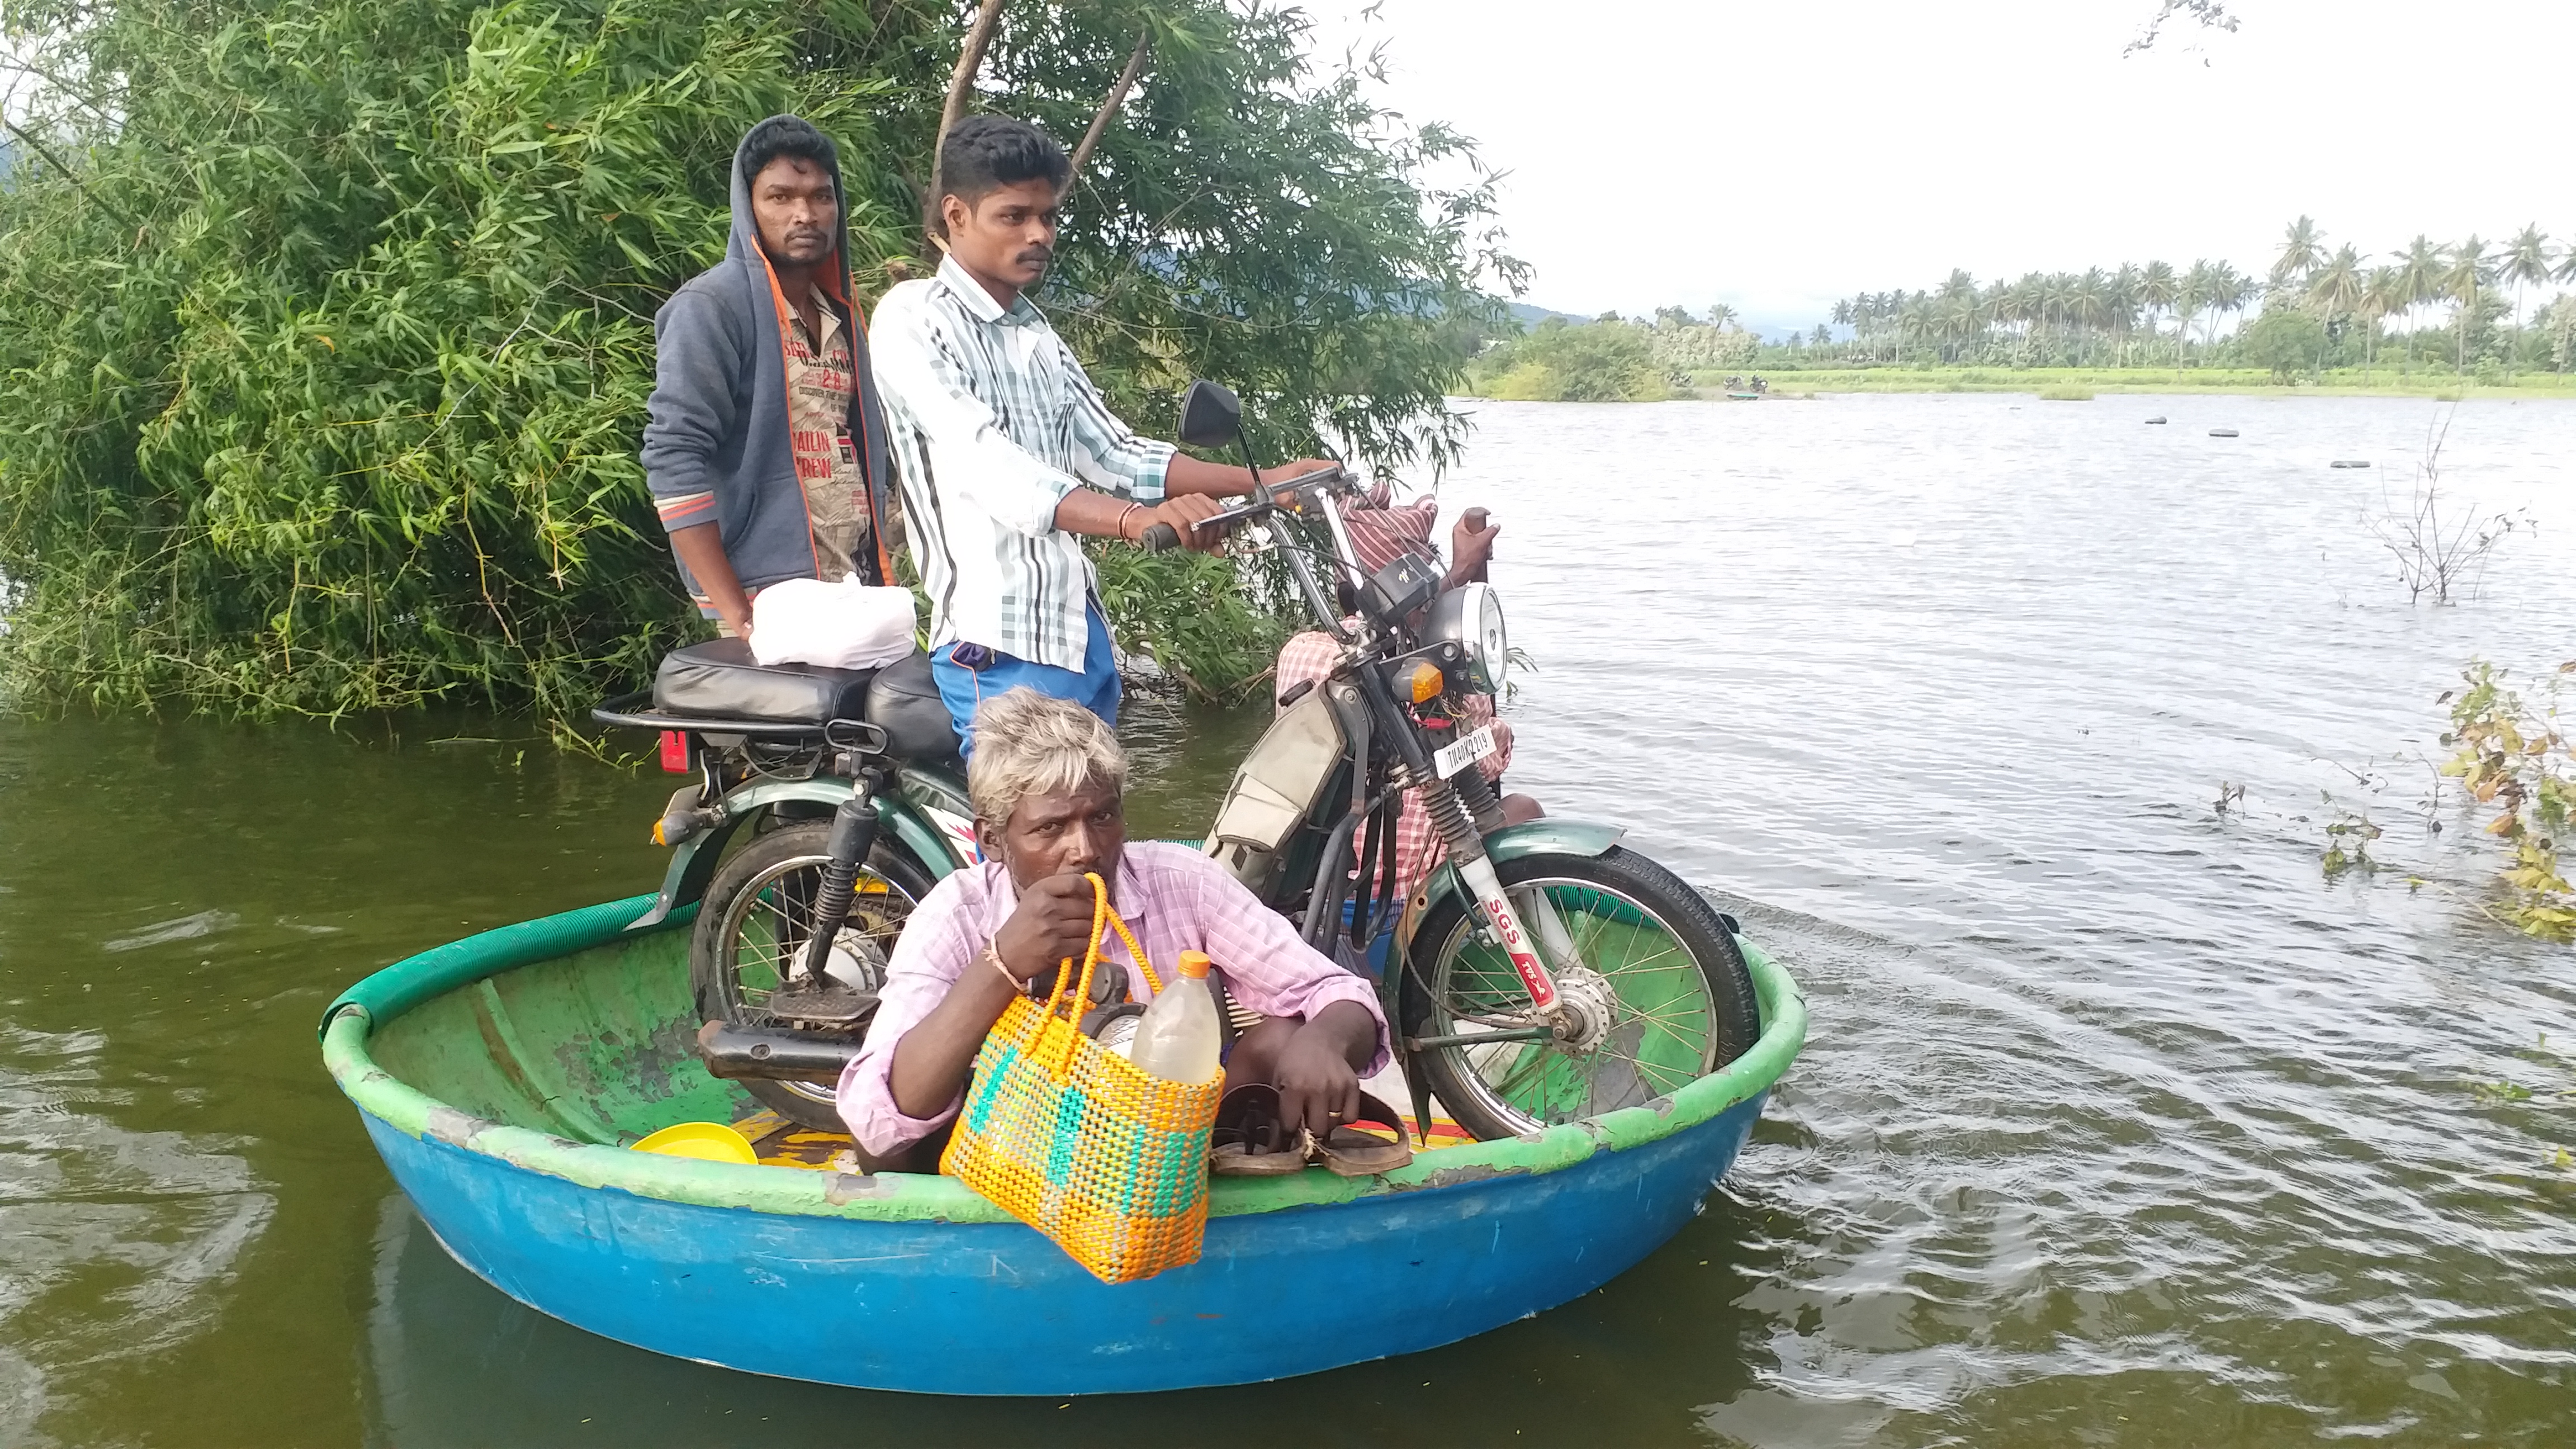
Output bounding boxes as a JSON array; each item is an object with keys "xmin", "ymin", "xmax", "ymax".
[{"xmin": 940, "ymin": 872, "xmax": 1225, "ymax": 1285}]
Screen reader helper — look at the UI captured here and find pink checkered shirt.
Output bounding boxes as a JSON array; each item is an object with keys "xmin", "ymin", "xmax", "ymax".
[
  {"xmin": 836, "ymin": 840, "xmax": 1390, "ymax": 1158},
  {"xmin": 1273, "ymin": 631, "xmax": 1512, "ymax": 903}
]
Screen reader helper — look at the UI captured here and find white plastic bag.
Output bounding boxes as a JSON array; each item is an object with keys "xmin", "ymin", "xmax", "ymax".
[{"xmin": 748, "ymin": 575, "xmax": 919, "ymax": 670}]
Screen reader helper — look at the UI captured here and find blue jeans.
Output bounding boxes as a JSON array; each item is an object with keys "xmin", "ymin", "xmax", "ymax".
[{"xmin": 930, "ymin": 598, "xmax": 1121, "ymax": 759}]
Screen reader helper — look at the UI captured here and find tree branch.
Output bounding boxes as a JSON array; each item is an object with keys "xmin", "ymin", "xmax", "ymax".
[
  {"xmin": 2, "ymin": 116, "xmax": 138, "ymax": 231},
  {"xmin": 1068, "ymin": 27, "xmax": 1154, "ymax": 186},
  {"xmin": 936, "ymin": 0, "xmax": 1008, "ymax": 163},
  {"xmin": 2124, "ymin": 0, "xmax": 2239, "ymax": 59}
]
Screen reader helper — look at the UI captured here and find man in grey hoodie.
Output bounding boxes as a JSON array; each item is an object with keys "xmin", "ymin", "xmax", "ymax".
[{"xmin": 642, "ymin": 116, "xmax": 899, "ymax": 640}]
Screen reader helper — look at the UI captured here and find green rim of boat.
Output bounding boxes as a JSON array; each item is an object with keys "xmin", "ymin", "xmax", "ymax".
[{"xmin": 319, "ymin": 893, "xmax": 1807, "ymax": 1224}]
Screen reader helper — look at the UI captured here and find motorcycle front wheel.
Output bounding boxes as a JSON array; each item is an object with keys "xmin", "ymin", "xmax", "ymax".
[
  {"xmin": 1400, "ymin": 847, "xmax": 1759, "ymax": 1142},
  {"xmin": 689, "ymin": 821, "xmax": 935, "ymax": 1132}
]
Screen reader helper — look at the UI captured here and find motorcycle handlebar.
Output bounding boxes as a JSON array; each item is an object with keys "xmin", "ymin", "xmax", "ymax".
[{"xmin": 1133, "ymin": 466, "xmax": 1351, "ymax": 555}]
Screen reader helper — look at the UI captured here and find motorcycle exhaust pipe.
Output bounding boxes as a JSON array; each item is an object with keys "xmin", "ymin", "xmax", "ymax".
[{"xmin": 696, "ymin": 1020, "xmax": 866, "ymax": 1083}]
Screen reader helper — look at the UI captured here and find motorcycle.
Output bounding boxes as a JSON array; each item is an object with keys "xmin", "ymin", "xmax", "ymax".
[
  {"xmin": 594, "ymin": 376, "xmax": 1760, "ymax": 1142},
  {"xmin": 591, "ymin": 640, "xmax": 978, "ymax": 1131},
  {"xmin": 1152, "ymin": 380, "xmax": 1760, "ymax": 1141}
]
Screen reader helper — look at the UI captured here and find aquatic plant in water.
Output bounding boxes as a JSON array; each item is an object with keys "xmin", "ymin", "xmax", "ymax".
[
  {"xmin": 2367, "ymin": 413, "xmax": 2535, "ymax": 606},
  {"xmin": 2319, "ymin": 798, "xmax": 2383, "ymax": 878},
  {"xmin": 2440, "ymin": 660, "xmax": 2576, "ymax": 941}
]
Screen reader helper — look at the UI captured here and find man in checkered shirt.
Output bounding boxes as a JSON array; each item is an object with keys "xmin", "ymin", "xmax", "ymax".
[{"xmin": 870, "ymin": 117, "xmax": 1334, "ymax": 755}]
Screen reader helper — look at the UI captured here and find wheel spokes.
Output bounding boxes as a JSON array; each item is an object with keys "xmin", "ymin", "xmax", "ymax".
[{"xmin": 1429, "ymin": 875, "xmax": 1722, "ymax": 1131}]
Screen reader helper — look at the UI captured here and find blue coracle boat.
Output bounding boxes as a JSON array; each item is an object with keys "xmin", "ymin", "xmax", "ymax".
[{"xmin": 320, "ymin": 893, "xmax": 1805, "ymax": 1394}]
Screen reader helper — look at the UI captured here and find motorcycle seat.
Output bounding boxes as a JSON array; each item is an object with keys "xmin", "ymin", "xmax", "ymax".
[
  {"xmin": 652, "ymin": 638, "xmax": 879, "ymax": 727},
  {"xmin": 864, "ymin": 651, "xmax": 964, "ymax": 764}
]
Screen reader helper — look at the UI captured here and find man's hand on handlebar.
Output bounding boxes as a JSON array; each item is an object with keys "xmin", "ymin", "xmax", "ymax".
[
  {"xmin": 1273, "ymin": 458, "xmax": 1341, "ymax": 486},
  {"xmin": 1125, "ymin": 495, "xmax": 1230, "ymax": 552}
]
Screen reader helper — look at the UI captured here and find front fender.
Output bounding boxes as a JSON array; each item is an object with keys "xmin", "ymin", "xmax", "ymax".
[
  {"xmin": 1402, "ymin": 818, "xmax": 1627, "ymax": 949},
  {"xmin": 626, "ymin": 778, "xmax": 962, "ymax": 931}
]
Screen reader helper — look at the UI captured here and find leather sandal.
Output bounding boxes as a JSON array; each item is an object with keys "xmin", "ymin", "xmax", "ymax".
[
  {"xmin": 1313, "ymin": 1091, "xmax": 1414, "ymax": 1178},
  {"xmin": 1210, "ymin": 1085, "xmax": 1306, "ymax": 1177}
]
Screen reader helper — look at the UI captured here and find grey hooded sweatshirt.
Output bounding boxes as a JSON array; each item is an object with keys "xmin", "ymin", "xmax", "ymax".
[{"xmin": 641, "ymin": 118, "xmax": 897, "ymax": 607}]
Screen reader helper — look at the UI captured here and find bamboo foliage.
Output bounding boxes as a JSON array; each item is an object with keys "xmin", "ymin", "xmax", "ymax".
[{"xmin": 0, "ymin": 0, "xmax": 1512, "ymax": 718}]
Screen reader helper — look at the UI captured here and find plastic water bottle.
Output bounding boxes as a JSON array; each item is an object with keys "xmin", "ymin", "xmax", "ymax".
[{"xmin": 1125, "ymin": 951, "xmax": 1223, "ymax": 1084}]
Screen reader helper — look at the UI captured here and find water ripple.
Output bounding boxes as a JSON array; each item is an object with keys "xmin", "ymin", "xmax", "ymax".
[{"xmin": 1451, "ymin": 394, "xmax": 2576, "ymax": 1442}]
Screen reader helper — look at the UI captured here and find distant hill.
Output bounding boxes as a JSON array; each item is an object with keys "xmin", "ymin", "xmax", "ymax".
[
  {"xmin": 1499, "ymin": 300, "xmax": 1820, "ymax": 340},
  {"xmin": 1503, "ymin": 300, "xmax": 1588, "ymax": 328}
]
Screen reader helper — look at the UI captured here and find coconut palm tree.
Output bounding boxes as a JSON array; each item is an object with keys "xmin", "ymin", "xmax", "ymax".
[
  {"xmin": 2070, "ymin": 268, "xmax": 2111, "ymax": 364},
  {"xmin": 2271, "ymin": 215, "xmax": 2326, "ymax": 290},
  {"xmin": 1704, "ymin": 302, "xmax": 1740, "ymax": 332},
  {"xmin": 2210, "ymin": 263, "xmax": 2255, "ymax": 348},
  {"xmin": 2360, "ymin": 266, "xmax": 2404, "ymax": 380},
  {"xmin": 2178, "ymin": 260, "xmax": 2217, "ymax": 370},
  {"xmin": 2000, "ymin": 273, "xmax": 2040, "ymax": 364},
  {"xmin": 2503, "ymin": 225, "xmax": 2553, "ymax": 330},
  {"xmin": 2108, "ymin": 263, "xmax": 2144, "ymax": 365},
  {"xmin": 2308, "ymin": 245, "xmax": 2365, "ymax": 343},
  {"xmin": 2500, "ymin": 225, "xmax": 2553, "ymax": 379},
  {"xmin": 2395, "ymin": 235, "xmax": 2444, "ymax": 341},
  {"xmin": 2139, "ymin": 260, "xmax": 2180, "ymax": 363},
  {"xmin": 2442, "ymin": 236, "xmax": 2492, "ymax": 373}
]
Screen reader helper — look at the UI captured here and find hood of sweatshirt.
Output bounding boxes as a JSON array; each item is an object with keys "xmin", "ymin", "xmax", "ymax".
[{"xmin": 727, "ymin": 117, "xmax": 856, "ymax": 314}]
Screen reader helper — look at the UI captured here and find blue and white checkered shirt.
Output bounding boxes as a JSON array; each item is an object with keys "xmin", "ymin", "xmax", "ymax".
[{"xmin": 870, "ymin": 254, "xmax": 1175, "ymax": 671}]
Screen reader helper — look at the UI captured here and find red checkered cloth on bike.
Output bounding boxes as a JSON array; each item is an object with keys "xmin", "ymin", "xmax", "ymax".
[{"xmin": 1274, "ymin": 492, "xmax": 1510, "ymax": 901}]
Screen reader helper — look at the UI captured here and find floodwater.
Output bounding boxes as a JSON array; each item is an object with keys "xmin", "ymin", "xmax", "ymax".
[{"xmin": 3, "ymin": 392, "xmax": 2574, "ymax": 1446}]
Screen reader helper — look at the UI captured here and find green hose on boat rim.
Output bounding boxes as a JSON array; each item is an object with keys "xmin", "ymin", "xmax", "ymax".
[{"xmin": 319, "ymin": 893, "xmax": 1807, "ymax": 1223}]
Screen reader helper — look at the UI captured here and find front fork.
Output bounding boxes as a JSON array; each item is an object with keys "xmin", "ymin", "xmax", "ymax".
[{"xmin": 1422, "ymin": 773, "xmax": 1574, "ymax": 1017}]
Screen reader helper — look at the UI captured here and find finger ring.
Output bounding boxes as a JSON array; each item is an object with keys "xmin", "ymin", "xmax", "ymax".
[{"xmin": 1328, "ymin": 1110, "xmax": 1344, "ymax": 1119}]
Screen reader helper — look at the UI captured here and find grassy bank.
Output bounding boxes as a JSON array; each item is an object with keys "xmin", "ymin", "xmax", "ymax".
[{"xmin": 1691, "ymin": 366, "xmax": 2576, "ymax": 400}]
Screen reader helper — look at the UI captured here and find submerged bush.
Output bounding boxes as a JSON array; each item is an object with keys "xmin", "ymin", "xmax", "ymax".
[{"xmin": 2441, "ymin": 660, "xmax": 2576, "ymax": 941}]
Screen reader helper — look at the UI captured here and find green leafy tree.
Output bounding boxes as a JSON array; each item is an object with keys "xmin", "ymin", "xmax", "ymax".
[
  {"xmin": 2545, "ymin": 295, "xmax": 2576, "ymax": 373},
  {"xmin": 0, "ymin": 0, "xmax": 1514, "ymax": 718},
  {"xmin": 2240, "ymin": 304, "xmax": 2326, "ymax": 382},
  {"xmin": 1470, "ymin": 318, "xmax": 1669, "ymax": 402}
]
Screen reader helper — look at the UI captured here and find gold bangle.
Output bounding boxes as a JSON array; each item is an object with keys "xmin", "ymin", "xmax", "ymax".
[{"xmin": 1117, "ymin": 502, "xmax": 1142, "ymax": 541}]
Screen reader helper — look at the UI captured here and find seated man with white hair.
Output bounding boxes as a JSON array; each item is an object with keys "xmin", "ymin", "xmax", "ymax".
[{"xmin": 837, "ymin": 687, "xmax": 1391, "ymax": 1173}]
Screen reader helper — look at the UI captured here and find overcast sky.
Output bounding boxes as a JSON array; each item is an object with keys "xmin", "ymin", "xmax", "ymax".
[{"xmin": 1300, "ymin": 0, "xmax": 2573, "ymax": 330}]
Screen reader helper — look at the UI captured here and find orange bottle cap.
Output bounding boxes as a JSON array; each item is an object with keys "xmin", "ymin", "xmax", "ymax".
[{"xmin": 1177, "ymin": 950, "xmax": 1211, "ymax": 979}]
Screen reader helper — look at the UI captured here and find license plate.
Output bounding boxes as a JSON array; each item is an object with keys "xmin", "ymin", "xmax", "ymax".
[{"xmin": 1433, "ymin": 724, "xmax": 1497, "ymax": 779}]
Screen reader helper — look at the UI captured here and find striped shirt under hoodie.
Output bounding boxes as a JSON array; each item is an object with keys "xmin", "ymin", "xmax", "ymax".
[{"xmin": 870, "ymin": 253, "xmax": 1175, "ymax": 673}]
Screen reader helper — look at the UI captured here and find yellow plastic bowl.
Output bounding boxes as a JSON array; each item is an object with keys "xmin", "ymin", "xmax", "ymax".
[{"xmin": 629, "ymin": 1121, "xmax": 758, "ymax": 1165}]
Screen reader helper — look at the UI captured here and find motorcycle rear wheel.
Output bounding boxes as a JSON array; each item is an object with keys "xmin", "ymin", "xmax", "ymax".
[
  {"xmin": 1401, "ymin": 847, "xmax": 1758, "ymax": 1142},
  {"xmin": 690, "ymin": 821, "xmax": 935, "ymax": 1133}
]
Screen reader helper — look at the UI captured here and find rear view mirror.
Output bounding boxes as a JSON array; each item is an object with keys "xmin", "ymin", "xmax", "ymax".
[{"xmin": 1177, "ymin": 380, "xmax": 1242, "ymax": 450}]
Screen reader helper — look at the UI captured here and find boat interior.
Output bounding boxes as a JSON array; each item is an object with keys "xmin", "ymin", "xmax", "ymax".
[{"xmin": 362, "ymin": 922, "xmax": 1476, "ymax": 1175}]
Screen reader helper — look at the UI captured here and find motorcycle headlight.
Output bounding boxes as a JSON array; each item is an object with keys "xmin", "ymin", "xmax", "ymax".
[{"xmin": 1424, "ymin": 583, "xmax": 1509, "ymax": 695}]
